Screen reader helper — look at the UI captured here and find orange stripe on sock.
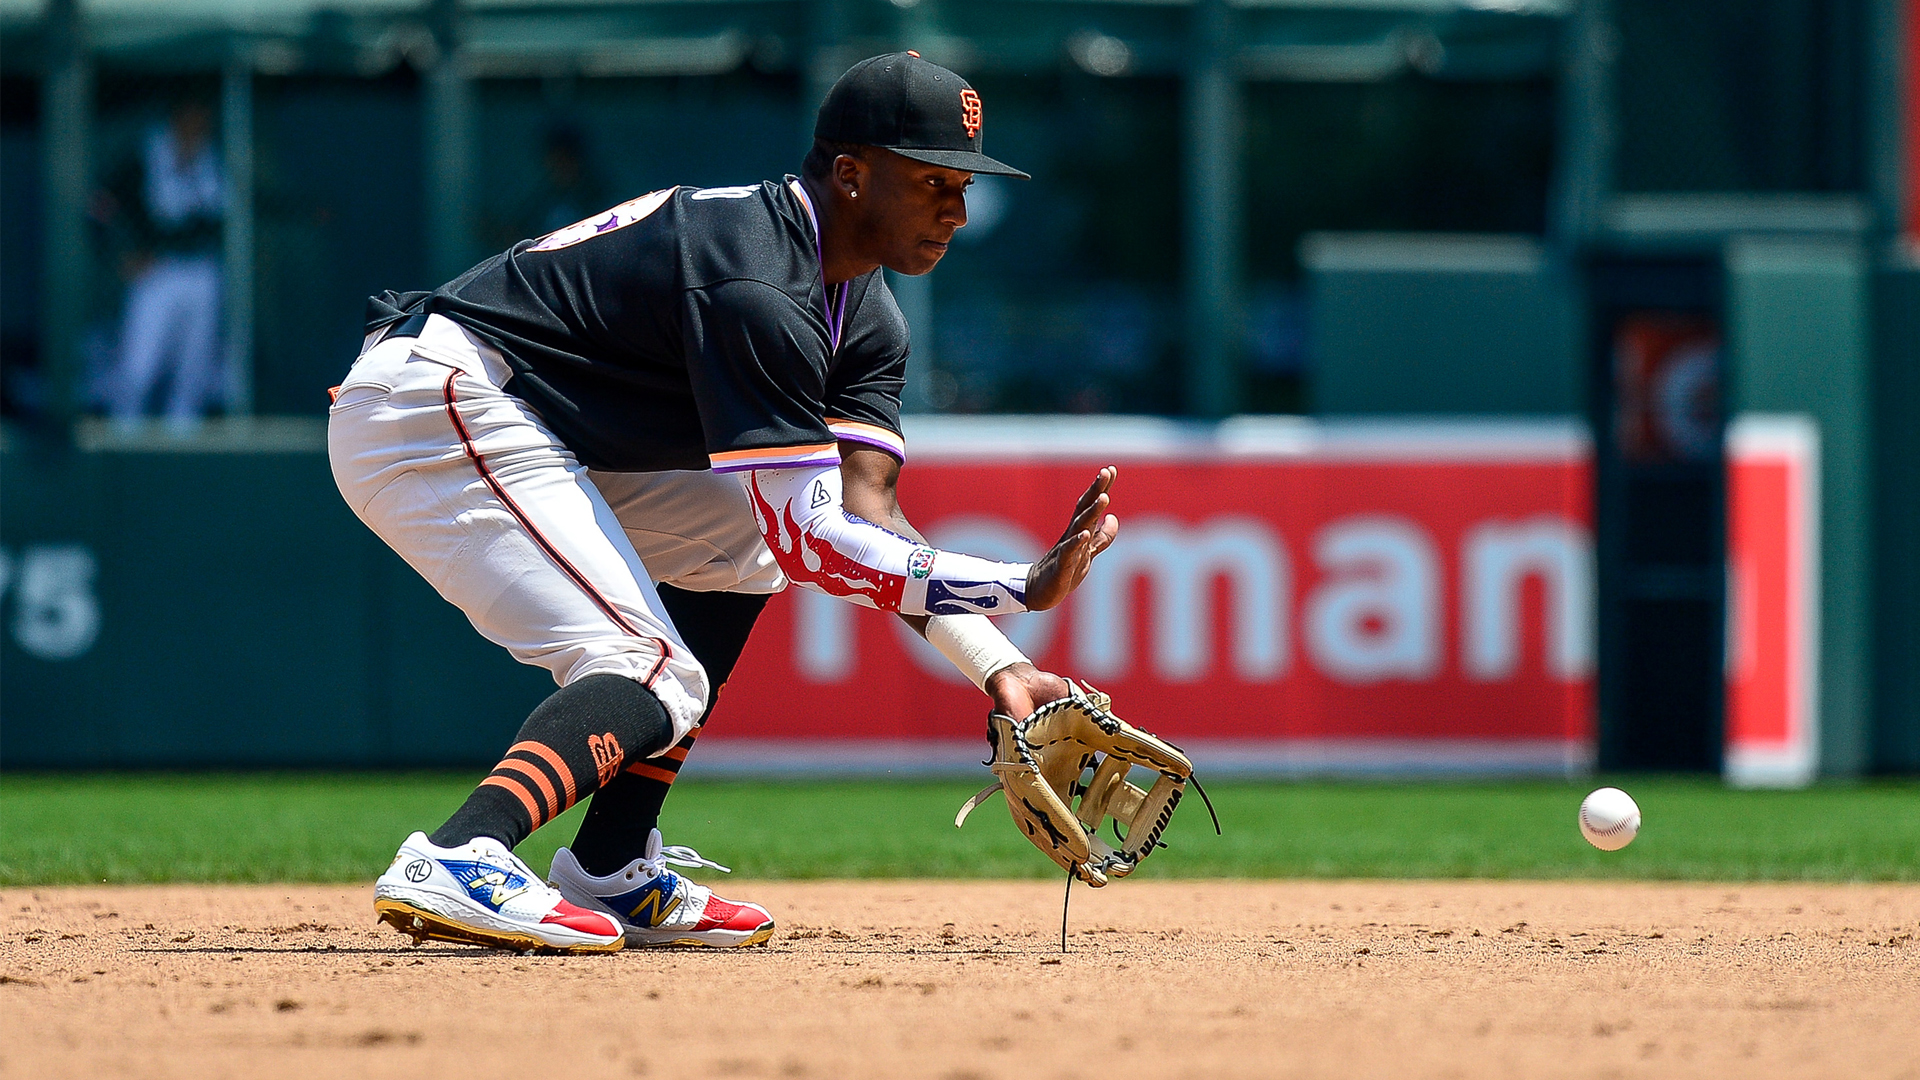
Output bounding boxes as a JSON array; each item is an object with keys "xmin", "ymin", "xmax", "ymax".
[
  {"xmin": 510, "ymin": 740, "xmax": 578, "ymax": 806},
  {"xmin": 479, "ymin": 775, "xmax": 542, "ymax": 824},
  {"xmin": 496, "ymin": 760, "xmax": 558, "ymax": 822},
  {"xmin": 663, "ymin": 745, "xmax": 691, "ymax": 763},
  {"xmin": 628, "ymin": 751, "xmax": 682, "ymax": 775},
  {"xmin": 623, "ymin": 761, "xmax": 679, "ymax": 785}
]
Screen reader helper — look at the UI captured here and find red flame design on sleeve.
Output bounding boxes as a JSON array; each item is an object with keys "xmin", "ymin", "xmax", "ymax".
[{"xmin": 748, "ymin": 474, "xmax": 905, "ymax": 611}]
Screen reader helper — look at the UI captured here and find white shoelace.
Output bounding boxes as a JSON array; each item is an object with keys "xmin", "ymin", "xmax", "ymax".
[
  {"xmin": 503, "ymin": 850, "xmax": 556, "ymax": 890},
  {"xmin": 631, "ymin": 842, "xmax": 731, "ymax": 881}
]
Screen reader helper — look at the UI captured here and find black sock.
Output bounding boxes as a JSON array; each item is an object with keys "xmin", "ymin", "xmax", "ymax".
[
  {"xmin": 430, "ymin": 673, "xmax": 675, "ymax": 851},
  {"xmin": 569, "ymin": 586, "xmax": 769, "ymax": 876}
]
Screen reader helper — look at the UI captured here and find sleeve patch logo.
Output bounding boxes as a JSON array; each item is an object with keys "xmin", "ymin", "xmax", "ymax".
[
  {"xmin": 908, "ymin": 547, "xmax": 937, "ymax": 579},
  {"xmin": 809, "ymin": 479, "xmax": 831, "ymax": 509},
  {"xmin": 959, "ymin": 89, "xmax": 983, "ymax": 139},
  {"xmin": 528, "ymin": 188, "xmax": 674, "ymax": 251}
]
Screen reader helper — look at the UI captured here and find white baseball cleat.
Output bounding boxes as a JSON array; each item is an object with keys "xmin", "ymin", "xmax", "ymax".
[
  {"xmin": 373, "ymin": 831, "xmax": 624, "ymax": 954},
  {"xmin": 549, "ymin": 829, "xmax": 775, "ymax": 948}
]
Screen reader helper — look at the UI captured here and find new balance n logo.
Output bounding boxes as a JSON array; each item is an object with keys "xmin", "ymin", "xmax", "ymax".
[{"xmin": 620, "ymin": 878, "xmax": 684, "ymax": 928}]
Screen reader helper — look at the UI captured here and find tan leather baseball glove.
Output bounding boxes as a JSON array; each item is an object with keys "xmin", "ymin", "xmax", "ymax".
[{"xmin": 954, "ymin": 681, "xmax": 1206, "ymax": 886}]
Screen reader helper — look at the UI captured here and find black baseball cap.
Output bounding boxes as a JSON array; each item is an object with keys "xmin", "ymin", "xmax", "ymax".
[{"xmin": 814, "ymin": 53, "xmax": 1030, "ymax": 180}]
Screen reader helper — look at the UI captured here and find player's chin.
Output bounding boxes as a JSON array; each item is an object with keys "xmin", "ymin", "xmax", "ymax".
[{"xmin": 893, "ymin": 241, "xmax": 948, "ymax": 275}]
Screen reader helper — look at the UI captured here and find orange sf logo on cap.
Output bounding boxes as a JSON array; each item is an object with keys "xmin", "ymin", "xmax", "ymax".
[{"xmin": 959, "ymin": 89, "xmax": 982, "ymax": 139}]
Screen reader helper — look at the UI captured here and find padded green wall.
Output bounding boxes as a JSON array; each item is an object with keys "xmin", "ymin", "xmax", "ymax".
[
  {"xmin": 1305, "ymin": 235, "xmax": 1582, "ymax": 416},
  {"xmin": 0, "ymin": 441, "xmax": 551, "ymax": 767},
  {"xmin": 1725, "ymin": 237, "xmax": 1874, "ymax": 776}
]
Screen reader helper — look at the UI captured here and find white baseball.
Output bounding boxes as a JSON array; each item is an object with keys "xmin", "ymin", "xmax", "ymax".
[{"xmin": 1579, "ymin": 787, "xmax": 1641, "ymax": 851}]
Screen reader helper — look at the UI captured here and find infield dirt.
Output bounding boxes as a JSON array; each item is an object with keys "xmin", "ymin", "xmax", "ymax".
[{"xmin": 1, "ymin": 880, "xmax": 1914, "ymax": 1079}]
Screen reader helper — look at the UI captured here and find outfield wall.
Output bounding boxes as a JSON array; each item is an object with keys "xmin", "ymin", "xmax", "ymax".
[
  {"xmin": 714, "ymin": 417, "xmax": 1598, "ymax": 778},
  {"xmin": 0, "ymin": 421, "xmax": 556, "ymax": 768},
  {"xmin": 0, "ymin": 416, "xmax": 1813, "ymax": 779}
]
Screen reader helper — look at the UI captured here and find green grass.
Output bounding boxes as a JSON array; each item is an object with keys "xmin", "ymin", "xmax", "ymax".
[{"xmin": 1, "ymin": 773, "xmax": 1915, "ymax": 885}]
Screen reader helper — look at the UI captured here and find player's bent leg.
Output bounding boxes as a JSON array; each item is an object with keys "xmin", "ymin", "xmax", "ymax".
[
  {"xmin": 370, "ymin": 672, "xmax": 679, "ymax": 953},
  {"xmin": 569, "ymin": 585, "xmax": 772, "ymax": 875},
  {"xmin": 328, "ymin": 318, "xmax": 724, "ymax": 951},
  {"xmin": 549, "ymin": 829, "xmax": 774, "ymax": 948},
  {"xmin": 430, "ymin": 673, "xmax": 677, "ymax": 852},
  {"xmin": 326, "ymin": 318, "xmax": 712, "ymax": 742},
  {"xmin": 373, "ymin": 832, "xmax": 622, "ymax": 954}
]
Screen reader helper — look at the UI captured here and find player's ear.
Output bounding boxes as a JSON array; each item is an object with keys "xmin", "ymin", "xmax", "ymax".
[{"xmin": 833, "ymin": 150, "xmax": 866, "ymax": 202}]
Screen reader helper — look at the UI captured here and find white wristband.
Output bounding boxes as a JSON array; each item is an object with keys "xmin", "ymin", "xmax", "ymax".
[{"xmin": 925, "ymin": 614, "xmax": 1030, "ymax": 692}]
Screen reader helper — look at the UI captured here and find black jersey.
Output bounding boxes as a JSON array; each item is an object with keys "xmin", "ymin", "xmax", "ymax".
[{"xmin": 421, "ymin": 179, "xmax": 908, "ymax": 474}]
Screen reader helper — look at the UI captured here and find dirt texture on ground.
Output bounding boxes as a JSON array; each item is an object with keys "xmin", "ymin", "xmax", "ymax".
[{"xmin": 1, "ymin": 880, "xmax": 1915, "ymax": 1080}]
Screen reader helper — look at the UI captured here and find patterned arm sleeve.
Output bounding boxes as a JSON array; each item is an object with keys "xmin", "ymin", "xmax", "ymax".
[{"xmin": 740, "ymin": 465, "xmax": 1030, "ymax": 616}]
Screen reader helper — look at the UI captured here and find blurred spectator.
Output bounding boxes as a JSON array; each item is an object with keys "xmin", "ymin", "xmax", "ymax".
[
  {"xmin": 97, "ymin": 99, "xmax": 225, "ymax": 431},
  {"xmin": 488, "ymin": 123, "xmax": 608, "ymax": 249}
]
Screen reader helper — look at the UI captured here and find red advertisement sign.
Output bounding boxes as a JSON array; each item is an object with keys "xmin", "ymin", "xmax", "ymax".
[
  {"xmin": 701, "ymin": 416, "xmax": 1815, "ymax": 780},
  {"xmin": 705, "ymin": 419, "xmax": 1597, "ymax": 775},
  {"xmin": 1725, "ymin": 416, "xmax": 1820, "ymax": 786},
  {"xmin": 1908, "ymin": 0, "xmax": 1919, "ymax": 243}
]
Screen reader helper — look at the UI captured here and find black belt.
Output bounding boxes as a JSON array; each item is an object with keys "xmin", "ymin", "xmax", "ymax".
[
  {"xmin": 333, "ymin": 312, "xmax": 439, "ymax": 406},
  {"xmin": 380, "ymin": 312, "xmax": 431, "ymax": 342}
]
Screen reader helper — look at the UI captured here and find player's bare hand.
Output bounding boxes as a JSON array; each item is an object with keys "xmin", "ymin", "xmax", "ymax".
[
  {"xmin": 1023, "ymin": 466, "xmax": 1119, "ymax": 611},
  {"xmin": 985, "ymin": 663, "xmax": 1071, "ymax": 720}
]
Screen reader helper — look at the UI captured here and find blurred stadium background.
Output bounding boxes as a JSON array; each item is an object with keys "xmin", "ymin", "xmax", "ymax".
[{"xmin": 0, "ymin": 0, "xmax": 1916, "ymax": 788}]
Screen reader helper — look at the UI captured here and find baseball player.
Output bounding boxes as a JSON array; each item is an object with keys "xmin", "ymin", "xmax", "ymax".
[{"xmin": 328, "ymin": 53, "xmax": 1120, "ymax": 953}]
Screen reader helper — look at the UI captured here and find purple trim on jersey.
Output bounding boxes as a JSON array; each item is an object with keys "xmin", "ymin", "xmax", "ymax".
[
  {"xmin": 710, "ymin": 458, "xmax": 827, "ymax": 475},
  {"xmin": 788, "ymin": 181, "xmax": 847, "ymax": 353},
  {"xmin": 791, "ymin": 179, "xmax": 821, "ymax": 242},
  {"xmin": 708, "ymin": 443, "xmax": 842, "ymax": 474},
  {"xmin": 827, "ymin": 280, "xmax": 847, "ymax": 353},
  {"xmin": 832, "ymin": 428, "xmax": 905, "ymax": 461}
]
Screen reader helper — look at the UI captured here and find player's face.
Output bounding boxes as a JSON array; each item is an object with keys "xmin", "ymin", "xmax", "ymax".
[{"xmin": 861, "ymin": 152, "xmax": 971, "ymax": 276}]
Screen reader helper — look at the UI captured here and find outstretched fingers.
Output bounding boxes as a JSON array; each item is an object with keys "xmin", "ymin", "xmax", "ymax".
[
  {"xmin": 1084, "ymin": 512, "xmax": 1119, "ymax": 557},
  {"xmin": 1067, "ymin": 466, "xmax": 1119, "ymax": 559},
  {"xmin": 1063, "ymin": 467, "xmax": 1117, "ymax": 542},
  {"xmin": 1025, "ymin": 467, "xmax": 1121, "ymax": 611},
  {"xmin": 1062, "ymin": 515, "xmax": 1118, "ymax": 577}
]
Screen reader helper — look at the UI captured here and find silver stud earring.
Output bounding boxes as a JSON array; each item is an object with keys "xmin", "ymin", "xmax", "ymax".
[{"xmin": 849, "ymin": 191, "xmax": 858, "ymax": 198}]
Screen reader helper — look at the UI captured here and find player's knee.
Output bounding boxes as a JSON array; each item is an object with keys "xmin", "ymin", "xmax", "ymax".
[
  {"xmin": 660, "ymin": 654, "xmax": 712, "ymax": 738},
  {"xmin": 567, "ymin": 646, "xmax": 708, "ymax": 751}
]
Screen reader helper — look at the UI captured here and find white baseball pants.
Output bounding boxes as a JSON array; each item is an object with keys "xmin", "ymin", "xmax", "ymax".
[
  {"xmin": 111, "ymin": 255, "xmax": 224, "ymax": 424},
  {"xmin": 326, "ymin": 314, "xmax": 785, "ymax": 747}
]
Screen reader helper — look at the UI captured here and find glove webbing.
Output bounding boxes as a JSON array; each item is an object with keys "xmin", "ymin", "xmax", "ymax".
[{"xmin": 954, "ymin": 684, "xmax": 1220, "ymax": 887}]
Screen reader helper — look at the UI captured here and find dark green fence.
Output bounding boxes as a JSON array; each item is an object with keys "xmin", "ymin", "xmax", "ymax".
[{"xmin": 0, "ymin": 430, "xmax": 550, "ymax": 767}]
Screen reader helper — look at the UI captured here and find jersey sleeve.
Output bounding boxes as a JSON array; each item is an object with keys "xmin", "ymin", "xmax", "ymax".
[
  {"xmin": 822, "ymin": 273, "xmax": 909, "ymax": 462},
  {"xmin": 682, "ymin": 278, "xmax": 841, "ymax": 473}
]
